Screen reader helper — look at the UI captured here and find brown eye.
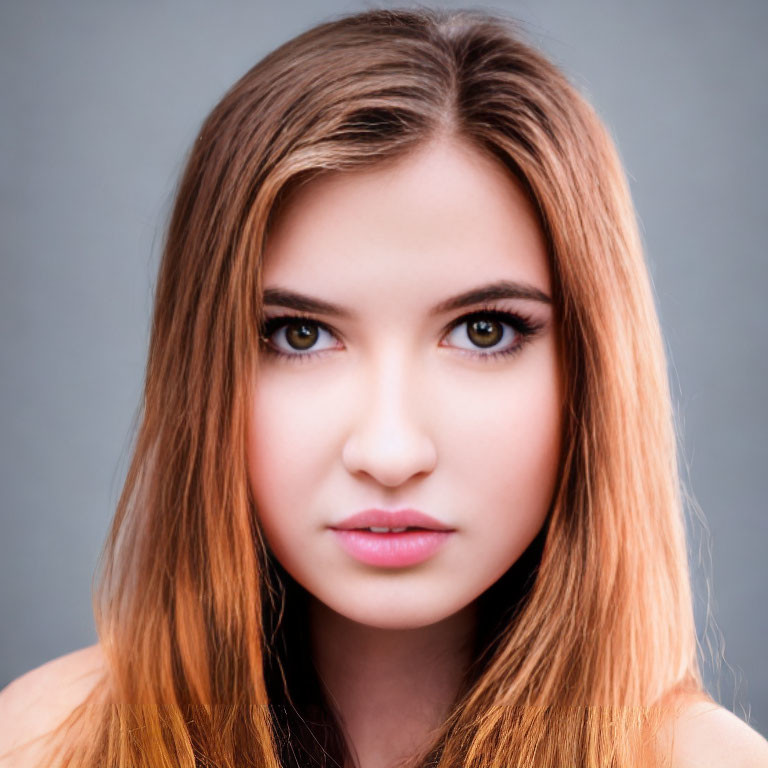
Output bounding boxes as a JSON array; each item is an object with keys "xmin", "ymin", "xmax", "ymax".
[
  {"xmin": 442, "ymin": 308, "xmax": 541, "ymax": 360},
  {"xmin": 261, "ymin": 315, "xmax": 338, "ymax": 357},
  {"xmin": 466, "ymin": 317, "xmax": 504, "ymax": 348},
  {"xmin": 284, "ymin": 320, "xmax": 319, "ymax": 350}
]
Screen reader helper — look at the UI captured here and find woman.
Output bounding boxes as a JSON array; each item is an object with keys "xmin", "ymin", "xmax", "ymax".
[{"xmin": 1, "ymin": 6, "xmax": 766, "ymax": 768}]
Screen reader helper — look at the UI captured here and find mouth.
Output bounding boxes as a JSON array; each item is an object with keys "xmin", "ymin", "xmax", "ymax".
[
  {"xmin": 338, "ymin": 526, "xmax": 431, "ymax": 533},
  {"xmin": 330, "ymin": 508, "xmax": 455, "ymax": 532},
  {"xmin": 328, "ymin": 508, "xmax": 455, "ymax": 567},
  {"xmin": 329, "ymin": 526, "xmax": 454, "ymax": 568}
]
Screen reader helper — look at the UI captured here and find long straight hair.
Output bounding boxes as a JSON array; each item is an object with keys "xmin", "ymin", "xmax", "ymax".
[{"xmin": 43, "ymin": 7, "xmax": 709, "ymax": 767}]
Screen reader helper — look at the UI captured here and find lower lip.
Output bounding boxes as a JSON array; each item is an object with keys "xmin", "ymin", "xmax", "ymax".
[{"xmin": 330, "ymin": 529, "xmax": 453, "ymax": 567}]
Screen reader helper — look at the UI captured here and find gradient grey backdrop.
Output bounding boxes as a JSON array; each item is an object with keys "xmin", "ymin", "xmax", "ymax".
[{"xmin": 2, "ymin": 0, "xmax": 766, "ymax": 736}]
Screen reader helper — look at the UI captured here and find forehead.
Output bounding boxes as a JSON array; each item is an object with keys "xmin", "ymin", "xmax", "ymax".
[{"xmin": 261, "ymin": 137, "xmax": 551, "ymax": 303}]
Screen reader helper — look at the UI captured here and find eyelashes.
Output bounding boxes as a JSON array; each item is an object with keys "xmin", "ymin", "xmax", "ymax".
[{"xmin": 259, "ymin": 304, "xmax": 546, "ymax": 364}]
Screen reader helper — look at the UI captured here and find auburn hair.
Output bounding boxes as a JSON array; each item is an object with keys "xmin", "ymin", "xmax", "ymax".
[{"xmin": 35, "ymin": 6, "xmax": 711, "ymax": 767}]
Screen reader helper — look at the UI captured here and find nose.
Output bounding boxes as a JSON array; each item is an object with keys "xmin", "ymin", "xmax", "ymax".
[{"xmin": 341, "ymin": 352, "xmax": 437, "ymax": 488}]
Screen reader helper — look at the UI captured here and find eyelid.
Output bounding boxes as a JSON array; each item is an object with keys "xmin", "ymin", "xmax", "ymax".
[
  {"xmin": 444, "ymin": 305, "xmax": 531, "ymax": 331},
  {"xmin": 260, "ymin": 303, "xmax": 544, "ymax": 359},
  {"xmin": 262, "ymin": 304, "xmax": 534, "ymax": 333},
  {"xmin": 260, "ymin": 313, "xmax": 342, "ymax": 355}
]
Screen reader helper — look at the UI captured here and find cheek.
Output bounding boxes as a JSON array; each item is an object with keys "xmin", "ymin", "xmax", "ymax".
[
  {"xmin": 247, "ymin": 378, "xmax": 313, "ymax": 514},
  {"xmin": 246, "ymin": 341, "xmax": 563, "ymax": 589},
  {"xmin": 471, "ymin": 386, "xmax": 560, "ymax": 510},
  {"xmin": 245, "ymin": 370, "xmax": 347, "ymax": 569},
  {"xmin": 443, "ymin": 348, "xmax": 562, "ymax": 554}
]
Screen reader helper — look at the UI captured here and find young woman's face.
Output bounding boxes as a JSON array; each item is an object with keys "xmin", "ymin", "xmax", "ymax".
[{"xmin": 247, "ymin": 137, "xmax": 563, "ymax": 630}]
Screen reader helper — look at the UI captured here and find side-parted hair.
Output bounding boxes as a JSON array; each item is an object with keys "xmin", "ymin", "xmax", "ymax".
[{"xmin": 40, "ymin": 7, "xmax": 711, "ymax": 767}]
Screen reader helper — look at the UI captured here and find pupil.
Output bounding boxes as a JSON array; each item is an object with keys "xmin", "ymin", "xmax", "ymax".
[
  {"xmin": 287, "ymin": 321, "xmax": 317, "ymax": 350},
  {"xmin": 278, "ymin": 317, "xmax": 506, "ymax": 353},
  {"xmin": 468, "ymin": 318, "xmax": 501, "ymax": 348}
]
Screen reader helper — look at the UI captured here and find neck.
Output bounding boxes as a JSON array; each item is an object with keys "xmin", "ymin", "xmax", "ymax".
[{"xmin": 309, "ymin": 597, "xmax": 477, "ymax": 768}]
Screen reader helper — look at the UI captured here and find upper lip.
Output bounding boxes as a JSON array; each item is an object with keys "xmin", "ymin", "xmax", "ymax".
[{"xmin": 331, "ymin": 508, "xmax": 455, "ymax": 531}]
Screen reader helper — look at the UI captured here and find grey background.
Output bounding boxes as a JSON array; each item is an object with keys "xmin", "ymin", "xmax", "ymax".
[{"xmin": 1, "ymin": 0, "xmax": 766, "ymax": 736}]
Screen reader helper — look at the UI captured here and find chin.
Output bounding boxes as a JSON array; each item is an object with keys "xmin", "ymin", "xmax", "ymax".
[{"xmin": 319, "ymin": 593, "xmax": 472, "ymax": 631}]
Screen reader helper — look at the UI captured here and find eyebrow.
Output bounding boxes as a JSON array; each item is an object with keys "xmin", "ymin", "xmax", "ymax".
[{"xmin": 262, "ymin": 280, "xmax": 552, "ymax": 319}]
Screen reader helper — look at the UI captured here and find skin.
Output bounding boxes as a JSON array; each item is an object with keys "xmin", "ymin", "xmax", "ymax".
[
  {"xmin": 246, "ymin": 136, "xmax": 564, "ymax": 768},
  {"xmin": 1, "ymin": 138, "xmax": 767, "ymax": 768}
]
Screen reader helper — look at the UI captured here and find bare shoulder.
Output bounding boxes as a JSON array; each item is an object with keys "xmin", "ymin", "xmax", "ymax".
[
  {"xmin": 0, "ymin": 644, "xmax": 104, "ymax": 767},
  {"xmin": 664, "ymin": 699, "xmax": 768, "ymax": 768}
]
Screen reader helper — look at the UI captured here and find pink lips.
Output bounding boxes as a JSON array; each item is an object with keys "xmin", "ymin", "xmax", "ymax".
[{"xmin": 329, "ymin": 508, "xmax": 455, "ymax": 567}]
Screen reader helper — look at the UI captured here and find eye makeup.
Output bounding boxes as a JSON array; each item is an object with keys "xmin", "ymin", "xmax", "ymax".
[{"xmin": 258, "ymin": 302, "xmax": 547, "ymax": 365}]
